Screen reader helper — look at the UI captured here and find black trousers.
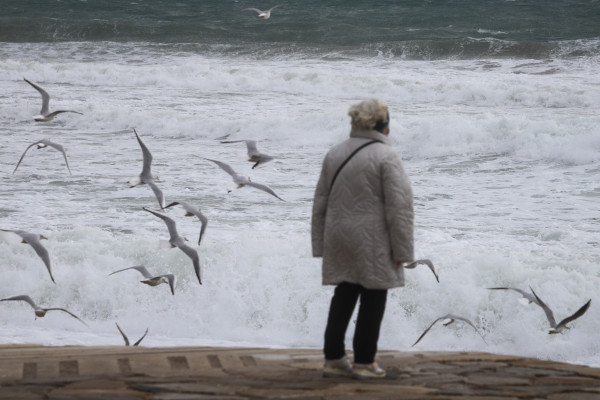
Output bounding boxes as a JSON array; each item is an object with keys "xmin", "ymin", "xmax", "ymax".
[{"xmin": 324, "ymin": 281, "xmax": 388, "ymax": 364}]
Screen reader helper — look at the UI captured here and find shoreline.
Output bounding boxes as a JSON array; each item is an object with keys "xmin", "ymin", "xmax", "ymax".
[{"xmin": 1, "ymin": 344, "xmax": 599, "ymax": 399}]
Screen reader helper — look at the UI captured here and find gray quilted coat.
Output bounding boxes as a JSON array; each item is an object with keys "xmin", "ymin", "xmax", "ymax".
[{"xmin": 311, "ymin": 128, "xmax": 414, "ymax": 289}]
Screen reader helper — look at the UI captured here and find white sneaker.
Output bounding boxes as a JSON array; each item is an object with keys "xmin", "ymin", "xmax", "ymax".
[
  {"xmin": 352, "ymin": 362, "xmax": 386, "ymax": 379},
  {"xmin": 323, "ymin": 355, "xmax": 353, "ymax": 378}
]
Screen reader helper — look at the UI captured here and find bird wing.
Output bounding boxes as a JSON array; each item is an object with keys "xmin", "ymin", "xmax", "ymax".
[
  {"xmin": 159, "ymin": 274, "xmax": 176, "ymax": 295},
  {"xmin": 404, "ymin": 259, "xmax": 439, "ymax": 283},
  {"xmin": 556, "ymin": 299, "xmax": 591, "ymax": 330},
  {"xmin": 447, "ymin": 314, "xmax": 487, "ymax": 344},
  {"xmin": 24, "ymin": 78, "xmax": 50, "ymax": 115},
  {"xmin": 245, "ymin": 181, "xmax": 284, "ymax": 201},
  {"xmin": 529, "ymin": 287, "xmax": 557, "ymax": 328},
  {"xmin": 13, "ymin": 142, "xmax": 40, "ymax": 174},
  {"xmin": 177, "ymin": 202, "xmax": 208, "ymax": 245},
  {"xmin": 411, "ymin": 316, "xmax": 447, "ymax": 347},
  {"xmin": 144, "ymin": 207, "xmax": 179, "ymax": 243},
  {"xmin": 46, "ymin": 308, "xmax": 89, "ymax": 327},
  {"xmin": 205, "ymin": 158, "xmax": 239, "ymax": 179},
  {"xmin": 133, "ymin": 328, "xmax": 149, "ymax": 346},
  {"xmin": 115, "ymin": 323, "xmax": 130, "ymax": 346},
  {"xmin": 146, "ymin": 180, "xmax": 166, "ymax": 209},
  {"xmin": 1, "ymin": 294, "xmax": 38, "ymax": 310},
  {"xmin": 109, "ymin": 265, "xmax": 153, "ymax": 279},
  {"xmin": 269, "ymin": 4, "xmax": 283, "ymax": 12},
  {"xmin": 21, "ymin": 233, "xmax": 55, "ymax": 284},
  {"xmin": 40, "ymin": 139, "xmax": 72, "ymax": 175},
  {"xmin": 134, "ymin": 129, "xmax": 153, "ymax": 178},
  {"xmin": 245, "ymin": 8, "xmax": 264, "ymax": 14},
  {"xmin": 487, "ymin": 287, "xmax": 539, "ymax": 305},
  {"xmin": 176, "ymin": 242, "xmax": 202, "ymax": 285}
]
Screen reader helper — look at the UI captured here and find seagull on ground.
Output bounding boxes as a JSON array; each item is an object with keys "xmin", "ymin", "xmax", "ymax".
[
  {"xmin": 412, "ymin": 313, "xmax": 487, "ymax": 347},
  {"xmin": 24, "ymin": 78, "xmax": 83, "ymax": 122},
  {"xmin": 245, "ymin": 5, "xmax": 282, "ymax": 19},
  {"xmin": 164, "ymin": 201, "xmax": 208, "ymax": 246},
  {"xmin": 204, "ymin": 158, "xmax": 284, "ymax": 201},
  {"xmin": 0, "ymin": 229, "xmax": 55, "ymax": 283},
  {"xmin": 487, "ymin": 286, "xmax": 540, "ymax": 306},
  {"xmin": 13, "ymin": 138, "xmax": 72, "ymax": 175},
  {"xmin": 129, "ymin": 129, "xmax": 165, "ymax": 209},
  {"xmin": 116, "ymin": 323, "xmax": 149, "ymax": 346},
  {"xmin": 1, "ymin": 295, "xmax": 87, "ymax": 326},
  {"xmin": 402, "ymin": 259, "xmax": 439, "ymax": 283},
  {"xmin": 109, "ymin": 265, "xmax": 175, "ymax": 295},
  {"xmin": 529, "ymin": 287, "xmax": 591, "ymax": 334},
  {"xmin": 220, "ymin": 139, "xmax": 274, "ymax": 169},
  {"xmin": 143, "ymin": 207, "xmax": 202, "ymax": 285}
]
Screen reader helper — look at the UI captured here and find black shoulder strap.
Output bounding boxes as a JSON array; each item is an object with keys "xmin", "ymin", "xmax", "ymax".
[{"xmin": 328, "ymin": 139, "xmax": 382, "ymax": 196}]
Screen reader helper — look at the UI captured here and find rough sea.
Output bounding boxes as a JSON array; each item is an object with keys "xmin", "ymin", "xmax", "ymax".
[{"xmin": 0, "ymin": 0, "xmax": 599, "ymax": 367}]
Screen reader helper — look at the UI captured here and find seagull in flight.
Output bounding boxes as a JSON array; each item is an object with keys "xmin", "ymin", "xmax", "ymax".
[
  {"xmin": 245, "ymin": 4, "xmax": 282, "ymax": 19},
  {"xmin": 204, "ymin": 158, "xmax": 284, "ymax": 201},
  {"xmin": 412, "ymin": 313, "xmax": 487, "ymax": 347},
  {"xmin": 487, "ymin": 286, "xmax": 541, "ymax": 306},
  {"xmin": 1, "ymin": 295, "xmax": 87, "ymax": 327},
  {"xmin": 143, "ymin": 207, "xmax": 202, "ymax": 285},
  {"xmin": 116, "ymin": 323, "xmax": 149, "ymax": 346},
  {"xmin": 220, "ymin": 139, "xmax": 274, "ymax": 169},
  {"xmin": 24, "ymin": 78, "xmax": 83, "ymax": 122},
  {"xmin": 129, "ymin": 129, "xmax": 165, "ymax": 209},
  {"xmin": 529, "ymin": 287, "xmax": 591, "ymax": 334},
  {"xmin": 0, "ymin": 229, "xmax": 55, "ymax": 283},
  {"xmin": 163, "ymin": 201, "xmax": 208, "ymax": 246},
  {"xmin": 13, "ymin": 138, "xmax": 72, "ymax": 175},
  {"xmin": 402, "ymin": 259, "xmax": 439, "ymax": 283},
  {"xmin": 109, "ymin": 265, "xmax": 176, "ymax": 295}
]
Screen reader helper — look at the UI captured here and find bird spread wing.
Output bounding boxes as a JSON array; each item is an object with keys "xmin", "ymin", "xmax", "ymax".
[
  {"xmin": 176, "ymin": 242, "xmax": 202, "ymax": 285},
  {"xmin": 41, "ymin": 139, "xmax": 72, "ymax": 174},
  {"xmin": 24, "ymin": 78, "xmax": 50, "ymax": 115},
  {"xmin": 116, "ymin": 323, "xmax": 130, "ymax": 346},
  {"xmin": 21, "ymin": 233, "xmax": 55, "ymax": 284},
  {"xmin": 134, "ymin": 129, "xmax": 154, "ymax": 179},
  {"xmin": 245, "ymin": 8, "xmax": 263, "ymax": 14},
  {"xmin": 556, "ymin": 299, "xmax": 591, "ymax": 329},
  {"xmin": 404, "ymin": 259, "xmax": 439, "ymax": 282},
  {"xmin": 412, "ymin": 316, "xmax": 447, "ymax": 347},
  {"xmin": 13, "ymin": 142, "xmax": 41, "ymax": 174},
  {"xmin": 529, "ymin": 287, "xmax": 558, "ymax": 328},
  {"xmin": 133, "ymin": 328, "xmax": 149, "ymax": 346},
  {"xmin": 144, "ymin": 208, "xmax": 179, "ymax": 242},
  {"xmin": 245, "ymin": 181, "xmax": 284, "ymax": 201},
  {"xmin": 109, "ymin": 265, "xmax": 153, "ymax": 279},
  {"xmin": 205, "ymin": 158, "xmax": 239, "ymax": 179},
  {"xmin": 46, "ymin": 308, "xmax": 88, "ymax": 327},
  {"xmin": 146, "ymin": 180, "xmax": 166, "ymax": 209},
  {"xmin": 1, "ymin": 295, "xmax": 38, "ymax": 310}
]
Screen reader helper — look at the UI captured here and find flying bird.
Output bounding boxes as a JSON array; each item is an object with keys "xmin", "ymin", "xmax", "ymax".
[
  {"xmin": 24, "ymin": 78, "xmax": 83, "ymax": 122},
  {"xmin": 129, "ymin": 129, "xmax": 165, "ymax": 209},
  {"xmin": 245, "ymin": 4, "xmax": 282, "ymax": 19},
  {"xmin": 220, "ymin": 139, "xmax": 274, "ymax": 169},
  {"xmin": 116, "ymin": 323, "xmax": 149, "ymax": 346},
  {"xmin": 13, "ymin": 138, "xmax": 72, "ymax": 175},
  {"xmin": 1, "ymin": 229, "xmax": 55, "ymax": 283},
  {"xmin": 109, "ymin": 265, "xmax": 175, "ymax": 295},
  {"xmin": 412, "ymin": 313, "xmax": 487, "ymax": 347},
  {"xmin": 1, "ymin": 295, "xmax": 87, "ymax": 327},
  {"xmin": 529, "ymin": 287, "xmax": 591, "ymax": 334},
  {"xmin": 204, "ymin": 158, "xmax": 284, "ymax": 201},
  {"xmin": 143, "ymin": 207, "xmax": 202, "ymax": 285},
  {"xmin": 402, "ymin": 259, "xmax": 439, "ymax": 283},
  {"xmin": 164, "ymin": 201, "xmax": 208, "ymax": 246},
  {"xmin": 487, "ymin": 286, "xmax": 540, "ymax": 306}
]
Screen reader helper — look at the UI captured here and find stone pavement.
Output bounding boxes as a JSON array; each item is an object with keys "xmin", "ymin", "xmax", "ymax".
[{"xmin": 0, "ymin": 344, "xmax": 599, "ymax": 399}]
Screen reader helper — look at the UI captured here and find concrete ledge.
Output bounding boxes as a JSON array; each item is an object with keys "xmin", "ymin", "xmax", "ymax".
[{"xmin": 0, "ymin": 345, "xmax": 599, "ymax": 399}]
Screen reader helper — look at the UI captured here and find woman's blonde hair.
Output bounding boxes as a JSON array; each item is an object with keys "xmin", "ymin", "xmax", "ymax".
[{"xmin": 348, "ymin": 98, "xmax": 389, "ymax": 130}]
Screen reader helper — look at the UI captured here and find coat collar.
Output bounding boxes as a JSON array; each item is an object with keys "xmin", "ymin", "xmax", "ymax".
[{"xmin": 349, "ymin": 129, "xmax": 391, "ymax": 146}]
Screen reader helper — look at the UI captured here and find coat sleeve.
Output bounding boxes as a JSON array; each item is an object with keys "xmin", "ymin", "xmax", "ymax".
[
  {"xmin": 311, "ymin": 155, "xmax": 330, "ymax": 257},
  {"xmin": 381, "ymin": 152, "xmax": 414, "ymax": 264}
]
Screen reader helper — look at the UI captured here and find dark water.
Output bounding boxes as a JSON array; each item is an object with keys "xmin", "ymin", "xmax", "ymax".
[{"xmin": 1, "ymin": 0, "xmax": 599, "ymax": 58}]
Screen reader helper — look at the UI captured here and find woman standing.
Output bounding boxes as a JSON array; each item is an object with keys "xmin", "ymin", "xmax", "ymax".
[{"xmin": 311, "ymin": 98, "xmax": 414, "ymax": 379}]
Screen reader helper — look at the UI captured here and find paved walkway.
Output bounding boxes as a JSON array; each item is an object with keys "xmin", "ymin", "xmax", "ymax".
[{"xmin": 0, "ymin": 344, "xmax": 599, "ymax": 399}]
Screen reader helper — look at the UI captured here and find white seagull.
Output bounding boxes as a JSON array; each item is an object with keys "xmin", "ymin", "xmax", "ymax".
[
  {"xmin": 164, "ymin": 201, "xmax": 208, "ymax": 246},
  {"xmin": 402, "ymin": 259, "xmax": 439, "ymax": 283},
  {"xmin": 204, "ymin": 158, "xmax": 284, "ymax": 201},
  {"xmin": 0, "ymin": 229, "xmax": 55, "ymax": 283},
  {"xmin": 487, "ymin": 286, "xmax": 541, "ymax": 306},
  {"xmin": 245, "ymin": 4, "xmax": 282, "ymax": 19},
  {"xmin": 412, "ymin": 313, "xmax": 487, "ymax": 347},
  {"xmin": 220, "ymin": 139, "xmax": 274, "ymax": 169},
  {"xmin": 1, "ymin": 295, "xmax": 87, "ymax": 326},
  {"xmin": 13, "ymin": 138, "xmax": 72, "ymax": 175},
  {"xmin": 129, "ymin": 129, "xmax": 165, "ymax": 209},
  {"xmin": 116, "ymin": 323, "xmax": 149, "ymax": 346},
  {"xmin": 24, "ymin": 78, "xmax": 83, "ymax": 122},
  {"xmin": 529, "ymin": 287, "xmax": 591, "ymax": 334},
  {"xmin": 109, "ymin": 265, "xmax": 176, "ymax": 295},
  {"xmin": 143, "ymin": 207, "xmax": 202, "ymax": 285}
]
